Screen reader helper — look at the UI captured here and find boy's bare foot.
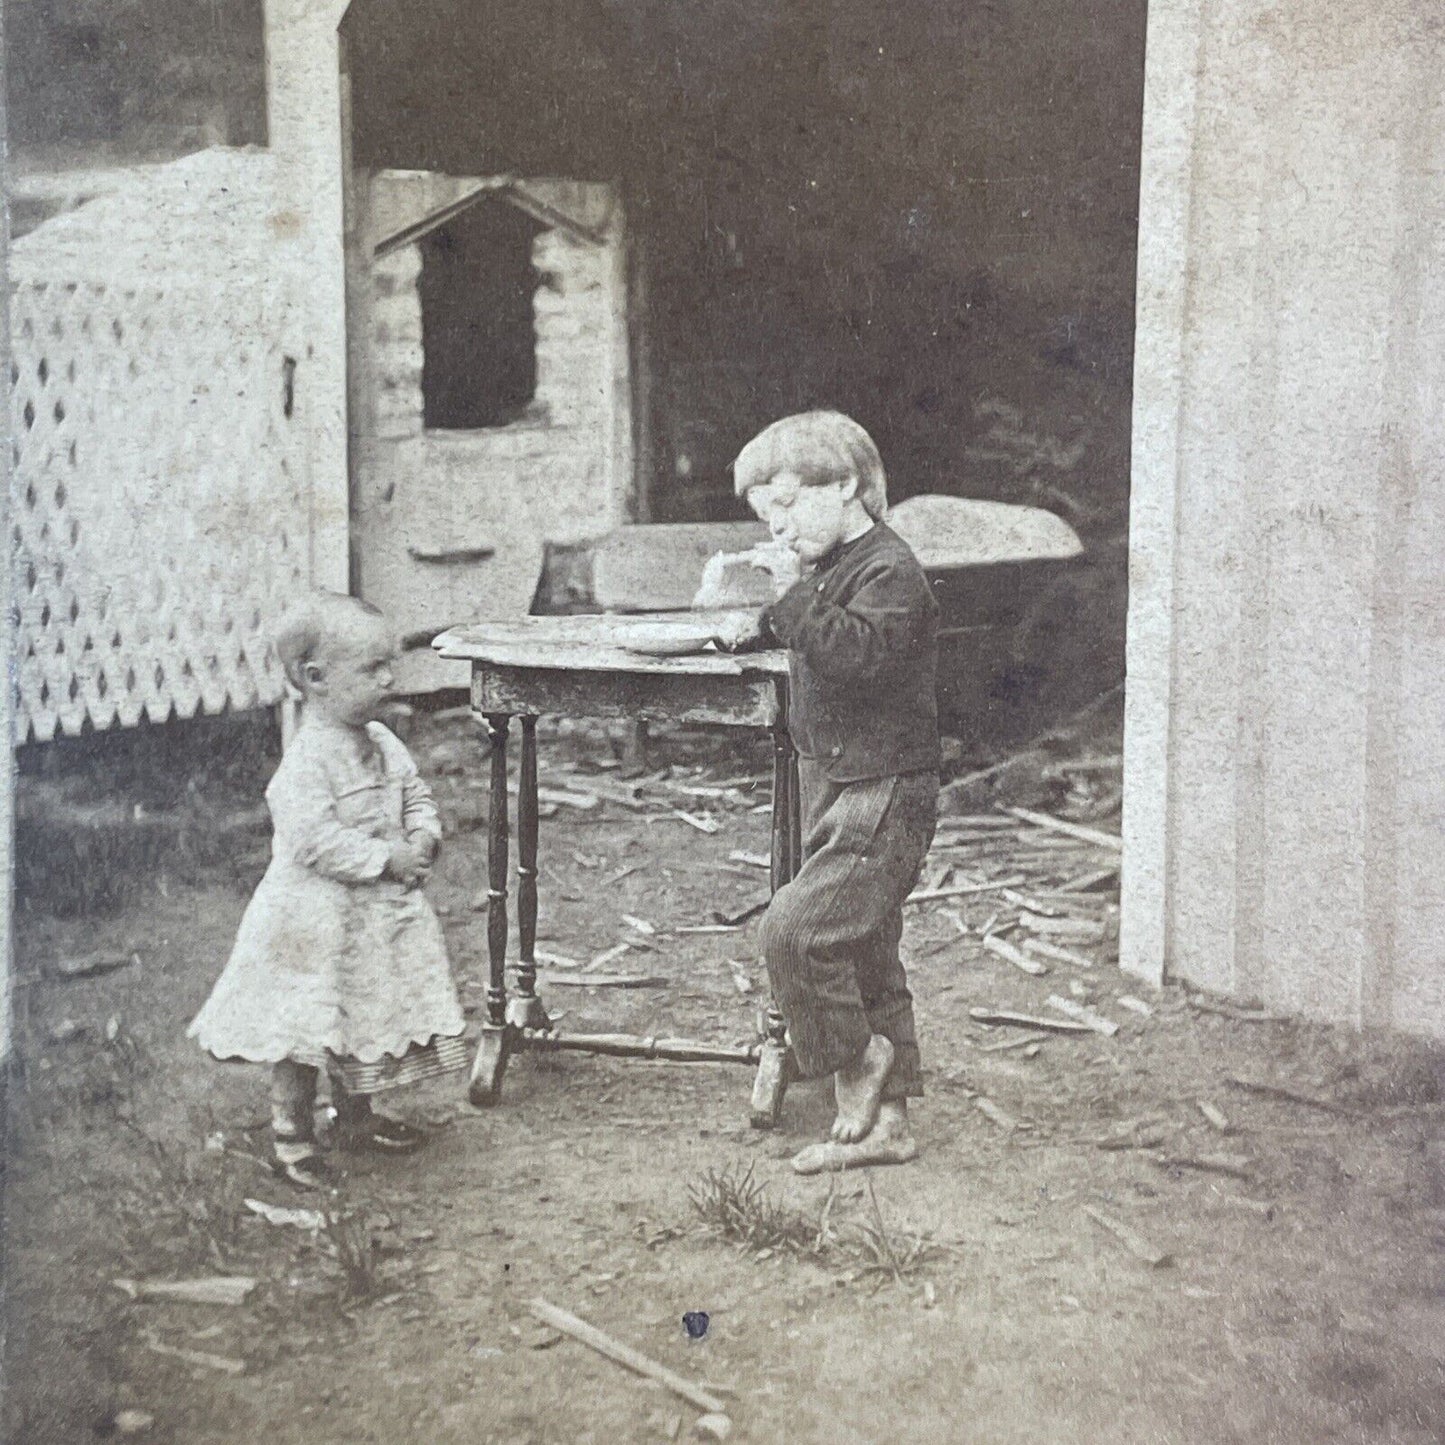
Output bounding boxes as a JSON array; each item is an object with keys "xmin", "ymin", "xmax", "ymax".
[
  {"xmin": 831, "ymin": 1034, "xmax": 895, "ymax": 1142},
  {"xmin": 792, "ymin": 1102, "xmax": 917, "ymax": 1175}
]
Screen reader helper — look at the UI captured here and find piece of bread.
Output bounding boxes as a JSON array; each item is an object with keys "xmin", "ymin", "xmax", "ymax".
[{"xmin": 691, "ymin": 544, "xmax": 796, "ymax": 609}]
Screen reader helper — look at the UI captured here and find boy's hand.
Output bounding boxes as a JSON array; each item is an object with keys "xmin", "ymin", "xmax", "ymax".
[
  {"xmin": 749, "ymin": 542, "xmax": 802, "ymax": 593},
  {"xmin": 408, "ymin": 830, "xmax": 440, "ymax": 867},
  {"xmin": 386, "ymin": 838, "xmax": 428, "ymax": 887},
  {"xmin": 712, "ymin": 609, "xmax": 765, "ymax": 651}
]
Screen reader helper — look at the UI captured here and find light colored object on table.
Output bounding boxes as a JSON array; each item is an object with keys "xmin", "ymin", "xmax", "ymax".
[{"xmin": 607, "ymin": 618, "xmax": 729, "ymax": 656}]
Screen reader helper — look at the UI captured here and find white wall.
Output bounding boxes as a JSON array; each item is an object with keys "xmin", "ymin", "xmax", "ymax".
[{"xmin": 1123, "ymin": 1, "xmax": 1445, "ymax": 1034}]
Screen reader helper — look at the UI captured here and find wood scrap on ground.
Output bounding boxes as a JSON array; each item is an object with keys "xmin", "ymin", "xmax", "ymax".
[
  {"xmin": 112, "ymin": 1277, "xmax": 257, "ymax": 1307},
  {"xmin": 526, "ymin": 1298, "xmax": 727, "ymax": 1415},
  {"xmin": 142, "ymin": 1334, "xmax": 247, "ymax": 1375},
  {"xmin": 1022, "ymin": 937, "xmax": 1096, "ymax": 970},
  {"xmin": 543, "ymin": 973, "xmax": 668, "ymax": 989},
  {"xmin": 1003, "ymin": 807, "xmax": 1122, "ymax": 852},
  {"xmin": 974, "ymin": 1096, "xmax": 1025, "ymax": 1132},
  {"xmin": 968, "ymin": 1008, "xmax": 1093, "ymax": 1036},
  {"xmin": 1044, "ymin": 995, "xmax": 1119, "ymax": 1037},
  {"xmin": 1197, "ymin": 1101, "xmax": 1232, "ymax": 1133},
  {"xmin": 1153, "ymin": 1152, "xmax": 1255, "ymax": 1181},
  {"xmin": 1082, "ymin": 1206, "xmax": 1173, "ymax": 1267},
  {"xmin": 982, "ymin": 934, "xmax": 1049, "ymax": 977},
  {"xmin": 1225, "ymin": 1075, "xmax": 1351, "ymax": 1115}
]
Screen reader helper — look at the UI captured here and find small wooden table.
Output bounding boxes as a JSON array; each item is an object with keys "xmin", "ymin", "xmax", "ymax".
[{"xmin": 433, "ymin": 617, "xmax": 800, "ymax": 1128}]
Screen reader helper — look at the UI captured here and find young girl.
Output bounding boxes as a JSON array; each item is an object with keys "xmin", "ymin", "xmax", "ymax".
[{"xmin": 189, "ymin": 591, "xmax": 466, "ymax": 1189}]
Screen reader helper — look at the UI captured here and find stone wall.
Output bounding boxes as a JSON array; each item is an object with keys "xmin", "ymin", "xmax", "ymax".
[{"xmin": 353, "ymin": 171, "xmax": 631, "ymax": 686}]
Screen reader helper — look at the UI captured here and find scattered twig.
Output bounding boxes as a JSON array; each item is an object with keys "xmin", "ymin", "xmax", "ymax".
[
  {"xmin": 906, "ymin": 876, "xmax": 1026, "ymax": 906},
  {"xmin": 973, "ymin": 1097, "xmax": 1024, "ymax": 1133},
  {"xmin": 1044, "ymin": 996, "xmax": 1119, "ymax": 1037},
  {"xmin": 982, "ymin": 934, "xmax": 1049, "ymax": 977},
  {"xmin": 1196, "ymin": 1101, "xmax": 1232, "ymax": 1133},
  {"xmin": 526, "ymin": 1299, "xmax": 726, "ymax": 1415},
  {"xmin": 969, "ymin": 1008, "xmax": 1093, "ymax": 1036},
  {"xmin": 545, "ymin": 973, "xmax": 667, "ymax": 989},
  {"xmin": 1003, "ymin": 807, "xmax": 1122, "ymax": 852},
  {"xmin": 1082, "ymin": 1205, "xmax": 1172, "ymax": 1267},
  {"xmin": 978, "ymin": 1031, "xmax": 1050, "ymax": 1054},
  {"xmin": 142, "ymin": 1333, "xmax": 247, "ymax": 1376},
  {"xmin": 1021, "ymin": 937, "xmax": 1096, "ymax": 970},
  {"xmin": 727, "ymin": 850, "xmax": 771, "ymax": 870},
  {"xmin": 1153, "ymin": 1152, "xmax": 1255, "ymax": 1182},
  {"xmin": 1189, "ymin": 996, "xmax": 1288, "ymax": 1023},
  {"xmin": 1225, "ymin": 1075, "xmax": 1351, "ymax": 1115}
]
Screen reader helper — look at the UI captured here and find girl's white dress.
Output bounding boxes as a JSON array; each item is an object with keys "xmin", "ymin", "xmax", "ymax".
[{"xmin": 188, "ymin": 716, "xmax": 465, "ymax": 1084}]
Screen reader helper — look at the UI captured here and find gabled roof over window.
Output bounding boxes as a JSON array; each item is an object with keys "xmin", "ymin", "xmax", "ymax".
[{"xmin": 373, "ymin": 175, "xmax": 607, "ymax": 257}]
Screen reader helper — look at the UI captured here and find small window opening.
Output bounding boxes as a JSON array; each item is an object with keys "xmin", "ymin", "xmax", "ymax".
[{"xmin": 418, "ymin": 199, "xmax": 546, "ymax": 430}]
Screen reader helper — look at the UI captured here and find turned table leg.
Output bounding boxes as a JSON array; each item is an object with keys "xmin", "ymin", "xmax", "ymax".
[
  {"xmin": 469, "ymin": 711, "xmax": 514, "ymax": 1106},
  {"xmin": 752, "ymin": 728, "xmax": 801, "ymax": 1129},
  {"xmin": 506, "ymin": 716, "xmax": 550, "ymax": 1029}
]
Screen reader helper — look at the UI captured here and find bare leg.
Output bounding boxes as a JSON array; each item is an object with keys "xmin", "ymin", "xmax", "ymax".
[
  {"xmin": 792, "ymin": 1100, "xmax": 918, "ymax": 1175},
  {"xmin": 830, "ymin": 1033, "xmax": 894, "ymax": 1142}
]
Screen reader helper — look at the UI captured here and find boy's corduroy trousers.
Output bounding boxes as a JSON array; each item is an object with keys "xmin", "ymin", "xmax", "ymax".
[{"xmin": 759, "ymin": 760, "xmax": 938, "ymax": 1100}]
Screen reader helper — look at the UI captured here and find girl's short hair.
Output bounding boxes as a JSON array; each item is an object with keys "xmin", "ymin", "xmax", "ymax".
[
  {"xmin": 273, "ymin": 590, "xmax": 385, "ymax": 692},
  {"xmin": 732, "ymin": 411, "xmax": 888, "ymax": 520}
]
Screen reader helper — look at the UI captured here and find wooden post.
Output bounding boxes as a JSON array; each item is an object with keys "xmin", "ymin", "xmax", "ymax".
[
  {"xmin": 508, "ymin": 716, "xmax": 550, "ymax": 1029},
  {"xmin": 754, "ymin": 725, "xmax": 800, "ymax": 1128},
  {"xmin": 470, "ymin": 711, "xmax": 514, "ymax": 1107},
  {"xmin": 484, "ymin": 714, "xmax": 511, "ymax": 1026}
]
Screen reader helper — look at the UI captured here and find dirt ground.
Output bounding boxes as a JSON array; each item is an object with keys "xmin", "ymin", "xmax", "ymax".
[{"xmin": 6, "ymin": 712, "xmax": 1445, "ymax": 1444}]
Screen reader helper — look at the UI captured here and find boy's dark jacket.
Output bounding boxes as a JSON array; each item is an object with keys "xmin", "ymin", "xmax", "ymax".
[{"xmin": 762, "ymin": 521, "xmax": 941, "ymax": 783}]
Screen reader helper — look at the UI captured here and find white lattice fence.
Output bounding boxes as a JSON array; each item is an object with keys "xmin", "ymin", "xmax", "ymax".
[{"xmin": 9, "ymin": 275, "xmax": 312, "ymax": 742}]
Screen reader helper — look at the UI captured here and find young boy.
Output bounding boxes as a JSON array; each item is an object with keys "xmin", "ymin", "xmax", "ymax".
[{"xmin": 717, "ymin": 411, "xmax": 940, "ymax": 1174}]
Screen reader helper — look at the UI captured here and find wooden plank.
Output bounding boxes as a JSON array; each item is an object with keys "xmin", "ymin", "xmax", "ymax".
[
  {"xmin": 1004, "ymin": 807, "xmax": 1123, "ymax": 851},
  {"xmin": 982, "ymin": 934, "xmax": 1049, "ymax": 977},
  {"xmin": 1045, "ymin": 996, "xmax": 1120, "ymax": 1037},
  {"xmin": 1021, "ymin": 937, "xmax": 1096, "ymax": 970},
  {"xmin": 905, "ymin": 875, "xmax": 1026, "ymax": 906}
]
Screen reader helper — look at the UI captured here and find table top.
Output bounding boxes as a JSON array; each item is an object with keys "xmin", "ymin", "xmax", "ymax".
[{"xmin": 434, "ymin": 614, "xmax": 790, "ymax": 678}]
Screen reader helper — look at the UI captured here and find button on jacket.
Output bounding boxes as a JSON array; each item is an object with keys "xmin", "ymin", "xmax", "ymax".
[{"xmin": 762, "ymin": 521, "xmax": 941, "ymax": 782}]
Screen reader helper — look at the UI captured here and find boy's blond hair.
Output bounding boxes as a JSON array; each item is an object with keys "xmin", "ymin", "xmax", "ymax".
[
  {"xmin": 273, "ymin": 590, "xmax": 386, "ymax": 692},
  {"xmin": 732, "ymin": 411, "xmax": 888, "ymax": 520}
]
